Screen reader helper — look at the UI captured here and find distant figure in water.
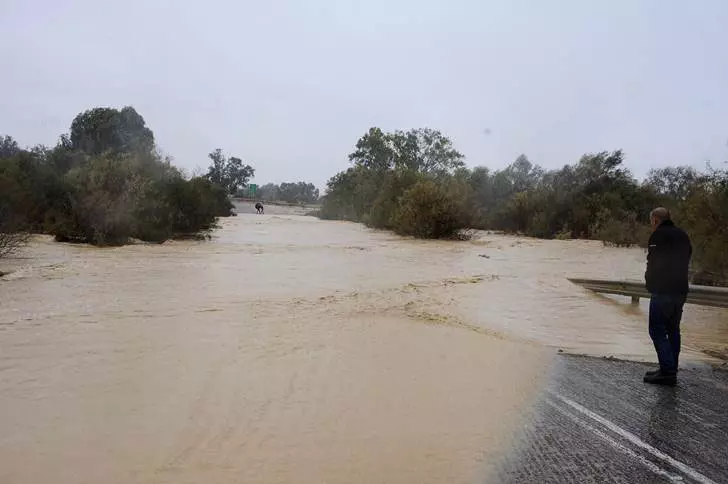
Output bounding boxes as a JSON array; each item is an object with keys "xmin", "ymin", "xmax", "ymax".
[{"xmin": 255, "ymin": 202, "xmax": 264, "ymax": 214}]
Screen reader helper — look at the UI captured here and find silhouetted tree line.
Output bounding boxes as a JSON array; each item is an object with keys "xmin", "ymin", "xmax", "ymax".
[
  {"xmin": 251, "ymin": 182, "xmax": 320, "ymax": 204},
  {"xmin": 321, "ymin": 127, "xmax": 728, "ymax": 285},
  {"xmin": 0, "ymin": 107, "xmax": 237, "ymax": 249}
]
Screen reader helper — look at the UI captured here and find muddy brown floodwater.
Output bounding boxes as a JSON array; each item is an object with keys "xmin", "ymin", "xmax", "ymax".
[{"xmin": 1, "ymin": 204, "xmax": 727, "ymax": 483}]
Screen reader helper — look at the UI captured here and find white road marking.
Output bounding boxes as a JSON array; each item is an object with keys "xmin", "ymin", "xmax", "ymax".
[
  {"xmin": 546, "ymin": 399, "xmax": 685, "ymax": 482},
  {"xmin": 551, "ymin": 392, "xmax": 718, "ymax": 484}
]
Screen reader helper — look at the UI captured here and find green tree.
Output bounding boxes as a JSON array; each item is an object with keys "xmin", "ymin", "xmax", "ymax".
[
  {"xmin": 205, "ymin": 149, "xmax": 255, "ymax": 195},
  {"xmin": 392, "ymin": 179, "xmax": 469, "ymax": 238},
  {"xmin": 500, "ymin": 155, "xmax": 543, "ymax": 193},
  {"xmin": 1, "ymin": 107, "xmax": 234, "ymax": 247},
  {"xmin": 225, "ymin": 157, "xmax": 255, "ymax": 195},
  {"xmin": 70, "ymin": 106, "xmax": 155, "ymax": 155},
  {"xmin": 644, "ymin": 166, "xmax": 701, "ymax": 202},
  {"xmin": 348, "ymin": 127, "xmax": 465, "ymax": 175},
  {"xmin": 367, "ymin": 169, "xmax": 422, "ymax": 229},
  {"xmin": 348, "ymin": 127, "xmax": 395, "ymax": 172},
  {"xmin": 0, "ymin": 135, "xmax": 21, "ymax": 158},
  {"xmin": 391, "ymin": 128, "xmax": 465, "ymax": 175},
  {"xmin": 322, "ymin": 127, "xmax": 467, "ymax": 237},
  {"xmin": 681, "ymin": 168, "xmax": 728, "ymax": 284},
  {"xmin": 206, "ymin": 149, "xmax": 226, "ymax": 186},
  {"xmin": 320, "ymin": 165, "xmax": 380, "ymax": 221}
]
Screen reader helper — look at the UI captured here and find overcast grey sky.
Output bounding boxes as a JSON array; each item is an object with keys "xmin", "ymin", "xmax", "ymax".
[{"xmin": 1, "ymin": 0, "xmax": 727, "ymax": 188}]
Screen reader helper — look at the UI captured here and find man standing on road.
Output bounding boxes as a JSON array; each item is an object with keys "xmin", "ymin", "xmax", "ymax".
[{"xmin": 644, "ymin": 207, "xmax": 692, "ymax": 386}]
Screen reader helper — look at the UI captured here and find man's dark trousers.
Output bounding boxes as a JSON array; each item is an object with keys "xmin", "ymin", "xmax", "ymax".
[{"xmin": 649, "ymin": 294, "xmax": 686, "ymax": 375}]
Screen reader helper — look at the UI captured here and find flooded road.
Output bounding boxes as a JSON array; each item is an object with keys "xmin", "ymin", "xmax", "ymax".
[{"xmin": 1, "ymin": 204, "xmax": 727, "ymax": 483}]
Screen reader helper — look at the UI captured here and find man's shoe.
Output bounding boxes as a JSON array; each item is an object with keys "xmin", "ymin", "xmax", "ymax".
[
  {"xmin": 645, "ymin": 368, "xmax": 679, "ymax": 377},
  {"xmin": 643, "ymin": 371, "xmax": 677, "ymax": 386}
]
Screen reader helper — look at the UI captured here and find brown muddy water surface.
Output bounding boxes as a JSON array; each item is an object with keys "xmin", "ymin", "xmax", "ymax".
[{"xmin": 1, "ymin": 204, "xmax": 727, "ymax": 483}]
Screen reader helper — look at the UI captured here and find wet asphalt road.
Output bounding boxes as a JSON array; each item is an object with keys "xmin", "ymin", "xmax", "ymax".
[{"xmin": 493, "ymin": 355, "xmax": 728, "ymax": 483}]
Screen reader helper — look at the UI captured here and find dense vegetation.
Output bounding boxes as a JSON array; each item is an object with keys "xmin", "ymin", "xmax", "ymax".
[
  {"xmin": 321, "ymin": 127, "xmax": 728, "ymax": 284},
  {"xmin": 0, "ymin": 107, "xmax": 238, "ymax": 250},
  {"xmin": 4, "ymin": 113, "xmax": 726, "ymax": 284},
  {"xmin": 250, "ymin": 182, "xmax": 320, "ymax": 204},
  {"xmin": 320, "ymin": 127, "xmax": 468, "ymax": 231}
]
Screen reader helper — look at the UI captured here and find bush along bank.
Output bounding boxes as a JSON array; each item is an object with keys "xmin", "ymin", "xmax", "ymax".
[
  {"xmin": 320, "ymin": 127, "xmax": 728, "ymax": 285},
  {"xmin": 0, "ymin": 106, "xmax": 238, "ymax": 248}
]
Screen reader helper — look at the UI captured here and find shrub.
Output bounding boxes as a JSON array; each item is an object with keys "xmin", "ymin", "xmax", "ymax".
[
  {"xmin": 681, "ymin": 170, "xmax": 728, "ymax": 283},
  {"xmin": 164, "ymin": 177, "xmax": 232, "ymax": 235},
  {"xmin": 319, "ymin": 166, "xmax": 379, "ymax": 221},
  {"xmin": 591, "ymin": 214, "xmax": 651, "ymax": 248},
  {"xmin": 1, "ymin": 107, "xmax": 238, "ymax": 249},
  {"xmin": 48, "ymin": 154, "xmax": 233, "ymax": 246},
  {"xmin": 50, "ymin": 154, "xmax": 142, "ymax": 245},
  {"xmin": 366, "ymin": 169, "xmax": 421, "ymax": 230},
  {"xmin": 554, "ymin": 224, "xmax": 573, "ymax": 240},
  {"xmin": 391, "ymin": 180, "xmax": 469, "ymax": 239}
]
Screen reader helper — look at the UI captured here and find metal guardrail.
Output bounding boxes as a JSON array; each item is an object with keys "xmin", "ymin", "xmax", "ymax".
[{"xmin": 568, "ymin": 278, "xmax": 728, "ymax": 308}]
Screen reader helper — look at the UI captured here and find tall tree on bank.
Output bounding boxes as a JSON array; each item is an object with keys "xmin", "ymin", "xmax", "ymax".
[
  {"xmin": 348, "ymin": 127, "xmax": 465, "ymax": 175},
  {"xmin": 1, "ymin": 106, "xmax": 233, "ymax": 248},
  {"xmin": 205, "ymin": 149, "xmax": 255, "ymax": 195},
  {"xmin": 0, "ymin": 135, "xmax": 21, "ymax": 159},
  {"xmin": 322, "ymin": 126, "xmax": 470, "ymax": 235},
  {"xmin": 70, "ymin": 106, "xmax": 155, "ymax": 155}
]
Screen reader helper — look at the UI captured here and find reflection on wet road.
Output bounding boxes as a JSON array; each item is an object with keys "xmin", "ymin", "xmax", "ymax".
[
  {"xmin": 1, "ymin": 204, "xmax": 726, "ymax": 483},
  {"xmin": 494, "ymin": 355, "xmax": 728, "ymax": 483}
]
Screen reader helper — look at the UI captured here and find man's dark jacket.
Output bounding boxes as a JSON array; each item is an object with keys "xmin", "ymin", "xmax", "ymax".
[{"xmin": 645, "ymin": 220, "xmax": 692, "ymax": 295}]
